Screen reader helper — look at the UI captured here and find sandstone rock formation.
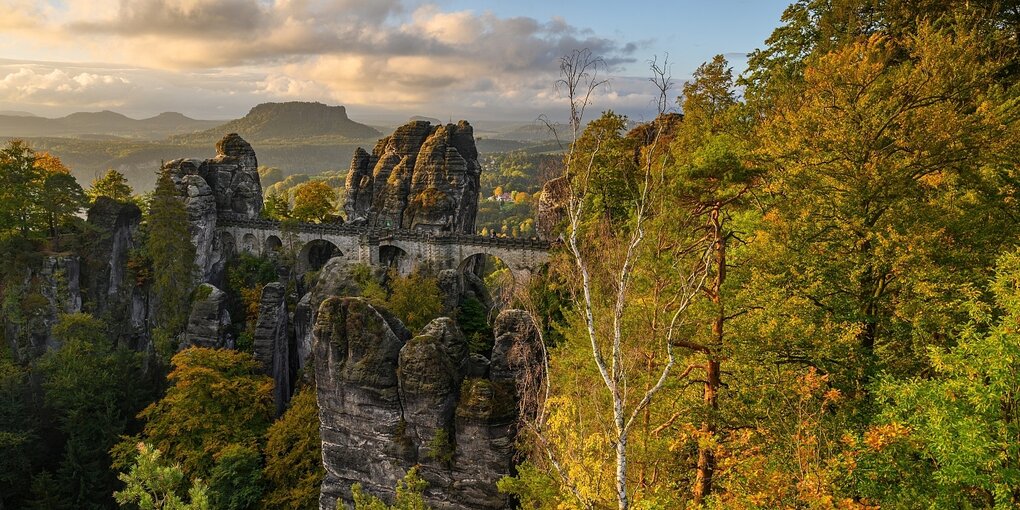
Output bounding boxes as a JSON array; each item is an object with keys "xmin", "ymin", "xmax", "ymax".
[
  {"xmin": 293, "ymin": 257, "xmax": 376, "ymax": 371},
  {"xmin": 344, "ymin": 121, "xmax": 481, "ymax": 233},
  {"xmin": 84, "ymin": 197, "xmax": 142, "ymax": 318},
  {"xmin": 315, "ymin": 298, "xmax": 413, "ymax": 509},
  {"xmin": 183, "ymin": 284, "xmax": 231, "ymax": 349},
  {"xmin": 536, "ymin": 175, "xmax": 569, "ymax": 241},
  {"xmin": 162, "ymin": 133, "xmax": 262, "ymax": 283},
  {"xmin": 254, "ymin": 282, "xmax": 290, "ymax": 415},
  {"xmin": 314, "ymin": 298, "xmax": 543, "ymax": 510},
  {"xmin": 83, "ymin": 197, "xmax": 148, "ymax": 349}
]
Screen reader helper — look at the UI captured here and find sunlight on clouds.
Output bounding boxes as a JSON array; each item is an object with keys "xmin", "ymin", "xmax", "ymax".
[
  {"xmin": 0, "ymin": 66, "xmax": 132, "ymax": 107},
  {"xmin": 0, "ymin": 0, "xmax": 655, "ymax": 119}
]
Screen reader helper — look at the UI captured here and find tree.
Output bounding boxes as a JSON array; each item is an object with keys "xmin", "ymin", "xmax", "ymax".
[
  {"xmin": 33, "ymin": 152, "xmax": 70, "ymax": 175},
  {"xmin": 664, "ymin": 54, "xmax": 759, "ymax": 504},
  {"xmin": 41, "ymin": 172, "xmax": 86, "ymax": 238},
  {"xmin": 87, "ymin": 169, "xmax": 133, "ymax": 204},
  {"xmin": 533, "ymin": 50, "xmax": 713, "ymax": 510},
  {"xmin": 753, "ymin": 25, "xmax": 1020, "ymax": 389},
  {"xmin": 208, "ymin": 445, "xmax": 264, "ymax": 510},
  {"xmin": 137, "ymin": 347, "xmax": 274, "ymax": 479},
  {"xmin": 291, "ymin": 181, "xmax": 337, "ymax": 223},
  {"xmin": 0, "ymin": 140, "xmax": 43, "ymax": 235},
  {"xmin": 846, "ymin": 249, "xmax": 1020, "ymax": 508},
  {"xmin": 383, "ymin": 270, "xmax": 443, "ymax": 333},
  {"xmin": 37, "ymin": 313, "xmax": 146, "ymax": 509},
  {"xmin": 0, "ymin": 352, "xmax": 37, "ymax": 509},
  {"xmin": 263, "ymin": 191, "xmax": 291, "ymax": 220},
  {"xmin": 113, "ymin": 443, "xmax": 211, "ymax": 510},
  {"xmin": 261, "ymin": 384, "xmax": 324, "ymax": 510},
  {"xmin": 145, "ymin": 170, "xmax": 197, "ymax": 349},
  {"xmin": 352, "ymin": 467, "xmax": 428, "ymax": 510}
]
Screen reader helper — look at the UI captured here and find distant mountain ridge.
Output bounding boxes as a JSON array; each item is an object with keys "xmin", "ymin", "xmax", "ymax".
[
  {"xmin": 0, "ymin": 110, "xmax": 220, "ymax": 139},
  {"xmin": 176, "ymin": 102, "xmax": 380, "ymax": 143}
]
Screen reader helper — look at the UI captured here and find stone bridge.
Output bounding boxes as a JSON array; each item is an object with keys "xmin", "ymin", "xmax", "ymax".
[{"xmin": 217, "ymin": 218, "xmax": 552, "ymax": 283}]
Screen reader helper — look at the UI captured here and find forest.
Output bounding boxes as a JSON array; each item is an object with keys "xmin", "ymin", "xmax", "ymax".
[{"xmin": 4, "ymin": 1, "xmax": 1020, "ymax": 509}]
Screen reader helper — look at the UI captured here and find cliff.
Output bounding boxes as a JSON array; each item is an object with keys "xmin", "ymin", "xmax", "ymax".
[
  {"xmin": 314, "ymin": 297, "xmax": 543, "ymax": 509},
  {"xmin": 344, "ymin": 120, "xmax": 481, "ymax": 233}
]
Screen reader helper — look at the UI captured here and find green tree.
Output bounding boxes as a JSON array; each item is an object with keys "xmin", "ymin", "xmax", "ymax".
[
  {"xmin": 0, "ymin": 352, "xmax": 37, "ymax": 509},
  {"xmin": 87, "ymin": 169, "xmax": 134, "ymax": 204},
  {"xmin": 262, "ymin": 384, "xmax": 324, "ymax": 510},
  {"xmin": 753, "ymin": 25, "xmax": 1020, "ymax": 390},
  {"xmin": 263, "ymin": 191, "xmax": 291, "ymax": 220},
  {"xmin": 208, "ymin": 444, "xmax": 264, "ymax": 510},
  {"xmin": 291, "ymin": 181, "xmax": 337, "ymax": 223},
  {"xmin": 114, "ymin": 443, "xmax": 211, "ymax": 510},
  {"xmin": 384, "ymin": 270, "xmax": 442, "ymax": 333},
  {"xmin": 0, "ymin": 140, "xmax": 43, "ymax": 235},
  {"xmin": 145, "ymin": 170, "xmax": 197, "ymax": 349},
  {"xmin": 41, "ymin": 172, "xmax": 86, "ymax": 238},
  {"xmin": 847, "ymin": 249, "xmax": 1020, "ymax": 508},
  {"xmin": 37, "ymin": 313, "xmax": 146, "ymax": 509},
  {"xmin": 138, "ymin": 347, "xmax": 274, "ymax": 479},
  {"xmin": 351, "ymin": 467, "xmax": 428, "ymax": 510},
  {"xmin": 663, "ymin": 54, "xmax": 759, "ymax": 504}
]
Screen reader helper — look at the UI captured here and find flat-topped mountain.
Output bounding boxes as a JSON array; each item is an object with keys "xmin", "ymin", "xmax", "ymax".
[
  {"xmin": 0, "ymin": 110, "xmax": 220, "ymax": 139},
  {"xmin": 178, "ymin": 102, "xmax": 380, "ymax": 143}
]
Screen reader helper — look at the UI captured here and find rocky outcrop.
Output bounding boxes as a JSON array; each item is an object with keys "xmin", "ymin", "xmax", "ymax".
[
  {"xmin": 2, "ymin": 256, "xmax": 77, "ymax": 359},
  {"xmin": 183, "ymin": 284, "xmax": 231, "ymax": 349},
  {"xmin": 315, "ymin": 298, "xmax": 413, "ymax": 510},
  {"xmin": 315, "ymin": 298, "xmax": 543, "ymax": 509},
  {"xmin": 82, "ymin": 197, "xmax": 149, "ymax": 350},
  {"xmin": 254, "ymin": 282, "xmax": 290, "ymax": 415},
  {"xmin": 84, "ymin": 197, "xmax": 142, "ymax": 318},
  {"xmin": 162, "ymin": 133, "xmax": 262, "ymax": 283},
  {"xmin": 344, "ymin": 121, "xmax": 481, "ymax": 233},
  {"xmin": 175, "ymin": 172, "xmax": 218, "ymax": 284},
  {"xmin": 294, "ymin": 257, "xmax": 381, "ymax": 371},
  {"xmin": 536, "ymin": 175, "xmax": 569, "ymax": 241}
]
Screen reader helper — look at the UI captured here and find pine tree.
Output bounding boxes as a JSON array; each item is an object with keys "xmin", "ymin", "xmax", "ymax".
[{"xmin": 145, "ymin": 170, "xmax": 196, "ymax": 352}]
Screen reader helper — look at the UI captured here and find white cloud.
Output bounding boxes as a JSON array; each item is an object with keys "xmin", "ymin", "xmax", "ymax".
[{"xmin": 0, "ymin": 0, "xmax": 666, "ymax": 120}]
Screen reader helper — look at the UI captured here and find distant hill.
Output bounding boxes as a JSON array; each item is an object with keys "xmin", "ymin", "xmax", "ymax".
[
  {"xmin": 176, "ymin": 102, "xmax": 380, "ymax": 143},
  {"xmin": 0, "ymin": 110, "xmax": 37, "ymax": 117},
  {"xmin": 0, "ymin": 110, "xmax": 220, "ymax": 139}
]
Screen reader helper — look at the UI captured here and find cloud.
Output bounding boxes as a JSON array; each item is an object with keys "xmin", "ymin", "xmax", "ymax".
[
  {"xmin": 0, "ymin": 0, "xmax": 660, "ymax": 120},
  {"xmin": 0, "ymin": 65, "xmax": 133, "ymax": 107}
]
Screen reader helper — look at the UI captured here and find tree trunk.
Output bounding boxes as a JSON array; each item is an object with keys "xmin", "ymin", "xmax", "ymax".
[
  {"xmin": 617, "ymin": 431, "xmax": 629, "ymax": 510},
  {"xmin": 694, "ymin": 205, "xmax": 725, "ymax": 505}
]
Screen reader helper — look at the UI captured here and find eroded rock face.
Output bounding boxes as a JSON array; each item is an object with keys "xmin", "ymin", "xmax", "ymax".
[
  {"xmin": 315, "ymin": 299, "xmax": 543, "ymax": 510},
  {"xmin": 344, "ymin": 120, "xmax": 481, "ymax": 233},
  {"xmin": 254, "ymin": 282, "xmax": 290, "ymax": 415},
  {"xmin": 209, "ymin": 133, "xmax": 263, "ymax": 220},
  {"xmin": 294, "ymin": 257, "xmax": 375, "ymax": 371},
  {"xmin": 315, "ymin": 298, "xmax": 414, "ymax": 510},
  {"xmin": 83, "ymin": 197, "xmax": 148, "ymax": 349},
  {"xmin": 183, "ymin": 284, "xmax": 231, "ymax": 348},
  {"xmin": 84, "ymin": 197, "xmax": 142, "ymax": 318},
  {"xmin": 536, "ymin": 175, "xmax": 569, "ymax": 241},
  {"xmin": 162, "ymin": 133, "xmax": 263, "ymax": 283}
]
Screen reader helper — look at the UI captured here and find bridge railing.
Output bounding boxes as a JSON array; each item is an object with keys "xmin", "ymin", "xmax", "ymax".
[{"xmin": 218, "ymin": 218, "xmax": 553, "ymax": 250}]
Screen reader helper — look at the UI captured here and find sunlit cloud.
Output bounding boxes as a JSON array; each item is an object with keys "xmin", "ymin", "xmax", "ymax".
[{"xmin": 0, "ymin": 0, "xmax": 663, "ymax": 120}]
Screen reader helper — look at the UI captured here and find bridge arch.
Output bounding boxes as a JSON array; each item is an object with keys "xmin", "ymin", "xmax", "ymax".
[
  {"xmin": 379, "ymin": 243, "xmax": 413, "ymax": 275},
  {"xmin": 458, "ymin": 251, "xmax": 522, "ymax": 299},
  {"xmin": 299, "ymin": 239, "xmax": 342, "ymax": 272},
  {"xmin": 218, "ymin": 231, "xmax": 237, "ymax": 259},
  {"xmin": 241, "ymin": 233, "xmax": 259, "ymax": 255},
  {"xmin": 264, "ymin": 235, "xmax": 283, "ymax": 256}
]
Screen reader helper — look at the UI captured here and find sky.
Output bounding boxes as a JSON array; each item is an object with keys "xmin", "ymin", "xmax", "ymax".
[{"xmin": 0, "ymin": 0, "xmax": 791, "ymax": 122}]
